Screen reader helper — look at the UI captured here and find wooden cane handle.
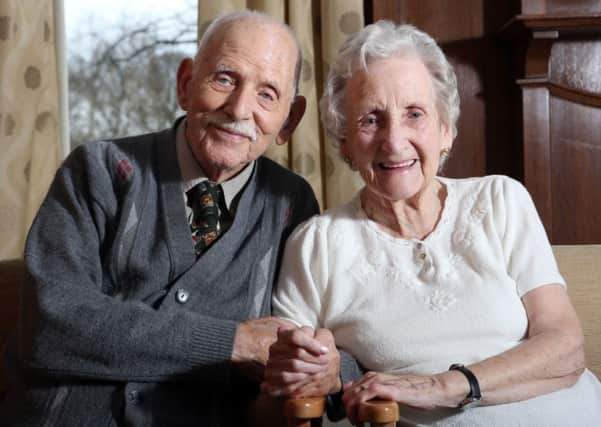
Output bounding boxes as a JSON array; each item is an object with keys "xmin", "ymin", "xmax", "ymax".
[
  {"xmin": 358, "ymin": 399, "xmax": 399, "ymax": 426},
  {"xmin": 284, "ymin": 397, "xmax": 326, "ymax": 427}
]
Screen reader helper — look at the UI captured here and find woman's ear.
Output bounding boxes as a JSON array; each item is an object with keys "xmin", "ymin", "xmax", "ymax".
[
  {"xmin": 176, "ymin": 58, "xmax": 194, "ymax": 111},
  {"xmin": 339, "ymin": 139, "xmax": 357, "ymax": 170},
  {"xmin": 441, "ymin": 121, "xmax": 454, "ymax": 151},
  {"xmin": 275, "ymin": 95, "xmax": 307, "ymax": 145}
]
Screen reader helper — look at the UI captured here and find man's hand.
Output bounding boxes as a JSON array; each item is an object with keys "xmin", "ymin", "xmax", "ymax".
[
  {"xmin": 262, "ymin": 326, "xmax": 342, "ymax": 397},
  {"xmin": 232, "ymin": 317, "xmax": 294, "ymax": 383}
]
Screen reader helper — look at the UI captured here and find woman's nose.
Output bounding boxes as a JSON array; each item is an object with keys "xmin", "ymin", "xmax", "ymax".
[{"xmin": 380, "ymin": 119, "xmax": 409, "ymax": 152}]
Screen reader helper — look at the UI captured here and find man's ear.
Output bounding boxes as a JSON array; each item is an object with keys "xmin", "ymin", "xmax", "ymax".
[
  {"xmin": 276, "ymin": 95, "xmax": 307, "ymax": 145},
  {"xmin": 176, "ymin": 58, "xmax": 194, "ymax": 111}
]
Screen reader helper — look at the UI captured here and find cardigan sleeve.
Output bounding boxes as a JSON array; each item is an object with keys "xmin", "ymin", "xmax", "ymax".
[{"xmin": 18, "ymin": 143, "xmax": 242, "ymax": 385}]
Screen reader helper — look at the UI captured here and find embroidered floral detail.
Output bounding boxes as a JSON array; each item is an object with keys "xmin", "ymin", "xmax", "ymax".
[
  {"xmin": 452, "ymin": 228, "xmax": 471, "ymax": 249},
  {"xmin": 468, "ymin": 199, "xmax": 488, "ymax": 223},
  {"xmin": 353, "ymin": 253, "xmax": 423, "ymax": 293},
  {"xmin": 446, "ymin": 184, "xmax": 492, "ymax": 276},
  {"xmin": 440, "ymin": 253, "xmax": 461, "ymax": 278},
  {"xmin": 425, "ymin": 288, "xmax": 457, "ymax": 312}
]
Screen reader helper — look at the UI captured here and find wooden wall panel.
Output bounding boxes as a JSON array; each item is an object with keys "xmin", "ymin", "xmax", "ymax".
[
  {"xmin": 521, "ymin": 0, "xmax": 601, "ymax": 15},
  {"xmin": 387, "ymin": 0, "xmax": 484, "ymax": 43},
  {"xmin": 513, "ymin": 17, "xmax": 601, "ymax": 243},
  {"xmin": 548, "ymin": 38, "xmax": 601, "ymax": 241},
  {"xmin": 551, "ymin": 97, "xmax": 601, "ymax": 243},
  {"xmin": 522, "ymin": 85, "xmax": 553, "ymax": 233}
]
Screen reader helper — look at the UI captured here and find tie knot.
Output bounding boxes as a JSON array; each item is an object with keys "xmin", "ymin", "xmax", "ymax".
[{"xmin": 186, "ymin": 181, "xmax": 222, "ymax": 209}]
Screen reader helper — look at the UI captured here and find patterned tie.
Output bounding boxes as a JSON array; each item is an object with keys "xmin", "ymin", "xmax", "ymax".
[{"xmin": 186, "ymin": 181, "xmax": 224, "ymax": 256}]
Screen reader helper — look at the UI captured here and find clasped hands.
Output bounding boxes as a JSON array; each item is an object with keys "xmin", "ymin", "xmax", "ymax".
[
  {"xmin": 257, "ymin": 323, "xmax": 447, "ymax": 426},
  {"xmin": 261, "ymin": 325, "xmax": 342, "ymax": 397},
  {"xmin": 231, "ymin": 318, "xmax": 341, "ymax": 394},
  {"xmin": 233, "ymin": 319, "xmax": 445, "ymax": 425}
]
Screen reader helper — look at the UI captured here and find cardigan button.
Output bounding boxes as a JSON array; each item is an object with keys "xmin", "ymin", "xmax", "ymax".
[
  {"xmin": 127, "ymin": 390, "xmax": 139, "ymax": 404},
  {"xmin": 176, "ymin": 288, "xmax": 190, "ymax": 304}
]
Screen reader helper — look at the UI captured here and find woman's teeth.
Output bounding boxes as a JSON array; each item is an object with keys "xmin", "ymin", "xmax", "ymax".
[{"xmin": 380, "ymin": 159, "xmax": 416, "ymax": 169}]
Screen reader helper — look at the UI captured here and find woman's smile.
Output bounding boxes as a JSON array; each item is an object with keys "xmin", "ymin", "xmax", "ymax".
[{"xmin": 378, "ymin": 158, "xmax": 418, "ymax": 172}]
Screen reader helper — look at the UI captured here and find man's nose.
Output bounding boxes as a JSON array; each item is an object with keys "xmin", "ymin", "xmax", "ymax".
[{"xmin": 223, "ymin": 86, "xmax": 254, "ymax": 120}]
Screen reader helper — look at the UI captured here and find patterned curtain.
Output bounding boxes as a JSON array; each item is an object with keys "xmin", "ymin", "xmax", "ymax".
[
  {"xmin": 198, "ymin": 0, "xmax": 365, "ymax": 210},
  {"xmin": 0, "ymin": 0, "xmax": 67, "ymax": 260}
]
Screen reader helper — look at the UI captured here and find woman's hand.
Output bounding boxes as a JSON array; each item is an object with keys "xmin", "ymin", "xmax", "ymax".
[{"xmin": 342, "ymin": 371, "xmax": 451, "ymax": 425}]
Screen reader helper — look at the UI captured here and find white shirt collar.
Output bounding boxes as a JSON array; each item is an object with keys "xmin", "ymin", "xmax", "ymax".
[{"xmin": 176, "ymin": 118, "xmax": 254, "ymax": 210}]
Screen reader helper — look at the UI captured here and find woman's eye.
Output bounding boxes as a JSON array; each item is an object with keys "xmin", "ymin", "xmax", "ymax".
[
  {"xmin": 408, "ymin": 110, "xmax": 423, "ymax": 120},
  {"xmin": 361, "ymin": 115, "xmax": 378, "ymax": 127}
]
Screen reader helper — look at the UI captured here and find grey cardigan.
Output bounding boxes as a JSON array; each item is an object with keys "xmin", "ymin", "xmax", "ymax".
[{"xmin": 1, "ymin": 122, "xmax": 357, "ymax": 426}]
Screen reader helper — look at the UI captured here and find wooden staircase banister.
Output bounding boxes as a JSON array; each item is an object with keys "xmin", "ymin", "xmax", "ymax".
[
  {"xmin": 358, "ymin": 399, "xmax": 399, "ymax": 427},
  {"xmin": 283, "ymin": 397, "xmax": 326, "ymax": 427},
  {"xmin": 283, "ymin": 397, "xmax": 399, "ymax": 427}
]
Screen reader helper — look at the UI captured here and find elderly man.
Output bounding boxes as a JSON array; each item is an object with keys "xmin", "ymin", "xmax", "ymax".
[{"xmin": 0, "ymin": 10, "xmax": 355, "ymax": 426}]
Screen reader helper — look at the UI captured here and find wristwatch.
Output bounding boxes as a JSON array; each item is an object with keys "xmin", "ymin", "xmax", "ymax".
[{"xmin": 449, "ymin": 363, "xmax": 481, "ymax": 409}]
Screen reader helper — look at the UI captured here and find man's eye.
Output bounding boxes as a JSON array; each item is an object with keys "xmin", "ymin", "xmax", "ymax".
[
  {"xmin": 216, "ymin": 75, "xmax": 233, "ymax": 86},
  {"xmin": 259, "ymin": 91, "xmax": 275, "ymax": 102}
]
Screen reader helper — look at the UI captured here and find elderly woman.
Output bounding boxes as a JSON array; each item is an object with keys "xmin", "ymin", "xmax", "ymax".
[{"xmin": 266, "ymin": 21, "xmax": 601, "ymax": 426}]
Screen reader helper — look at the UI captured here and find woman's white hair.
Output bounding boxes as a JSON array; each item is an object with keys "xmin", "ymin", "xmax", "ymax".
[{"xmin": 320, "ymin": 21, "xmax": 460, "ymax": 144}]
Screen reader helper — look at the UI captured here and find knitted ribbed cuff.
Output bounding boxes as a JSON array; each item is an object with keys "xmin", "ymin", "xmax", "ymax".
[{"xmin": 187, "ymin": 316, "xmax": 238, "ymax": 385}]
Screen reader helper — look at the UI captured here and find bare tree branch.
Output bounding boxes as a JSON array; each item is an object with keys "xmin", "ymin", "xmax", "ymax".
[{"xmin": 68, "ymin": 11, "xmax": 197, "ymax": 148}]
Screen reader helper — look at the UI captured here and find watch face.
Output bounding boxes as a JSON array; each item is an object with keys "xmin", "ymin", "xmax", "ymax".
[{"xmin": 460, "ymin": 398, "xmax": 481, "ymax": 410}]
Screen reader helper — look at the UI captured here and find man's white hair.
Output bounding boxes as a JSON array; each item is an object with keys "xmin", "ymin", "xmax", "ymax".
[{"xmin": 195, "ymin": 10, "xmax": 303, "ymax": 95}]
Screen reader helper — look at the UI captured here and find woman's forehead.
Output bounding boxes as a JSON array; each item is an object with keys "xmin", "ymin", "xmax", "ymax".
[{"xmin": 345, "ymin": 57, "xmax": 437, "ymax": 107}]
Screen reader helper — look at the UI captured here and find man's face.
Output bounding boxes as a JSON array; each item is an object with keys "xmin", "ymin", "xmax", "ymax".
[{"xmin": 177, "ymin": 19, "xmax": 301, "ymax": 182}]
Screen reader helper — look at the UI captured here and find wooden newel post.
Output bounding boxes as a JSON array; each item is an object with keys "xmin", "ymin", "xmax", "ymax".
[
  {"xmin": 283, "ymin": 397, "xmax": 326, "ymax": 427},
  {"xmin": 358, "ymin": 399, "xmax": 400, "ymax": 427}
]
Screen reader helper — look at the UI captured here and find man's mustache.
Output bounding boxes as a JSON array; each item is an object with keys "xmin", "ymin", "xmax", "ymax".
[{"xmin": 203, "ymin": 112, "xmax": 257, "ymax": 142}]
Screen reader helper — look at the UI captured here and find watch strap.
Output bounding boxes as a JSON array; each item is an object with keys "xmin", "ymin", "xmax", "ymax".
[{"xmin": 449, "ymin": 363, "xmax": 481, "ymax": 408}]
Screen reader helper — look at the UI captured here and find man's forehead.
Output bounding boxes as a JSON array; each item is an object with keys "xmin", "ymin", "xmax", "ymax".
[
  {"xmin": 212, "ymin": 18, "xmax": 295, "ymax": 52},
  {"xmin": 212, "ymin": 22, "xmax": 293, "ymax": 56},
  {"xmin": 203, "ymin": 22, "xmax": 297, "ymax": 89}
]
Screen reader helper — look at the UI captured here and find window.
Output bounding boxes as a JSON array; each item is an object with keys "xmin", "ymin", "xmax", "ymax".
[{"xmin": 64, "ymin": 0, "xmax": 197, "ymax": 149}]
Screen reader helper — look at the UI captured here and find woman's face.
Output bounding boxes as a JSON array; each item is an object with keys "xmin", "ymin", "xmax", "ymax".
[{"xmin": 341, "ymin": 55, "xmax": 452, "ymax": 203}]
